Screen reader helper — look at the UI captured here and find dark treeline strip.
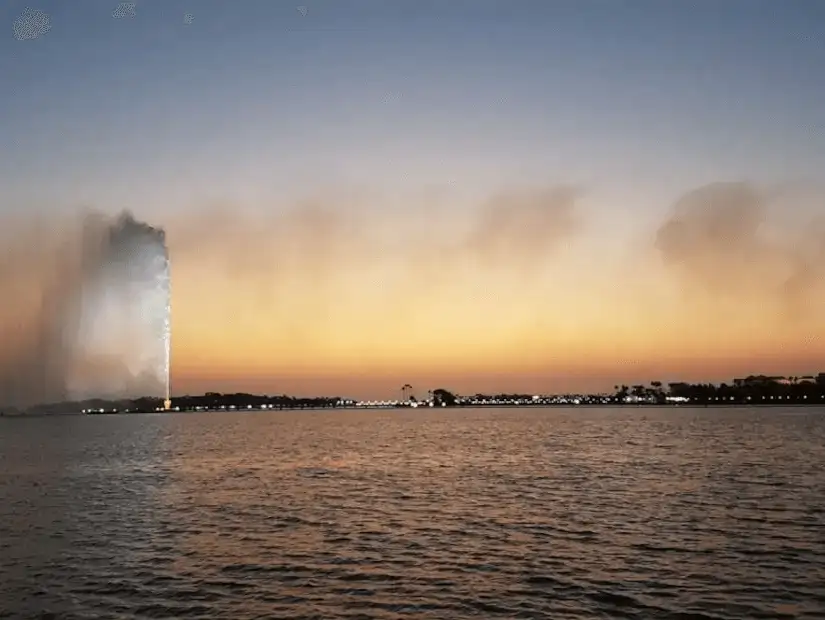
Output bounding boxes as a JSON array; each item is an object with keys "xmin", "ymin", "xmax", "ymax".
[{"xmin": 3, "ymin": 374, "xmax": 824, "ymax": 415}]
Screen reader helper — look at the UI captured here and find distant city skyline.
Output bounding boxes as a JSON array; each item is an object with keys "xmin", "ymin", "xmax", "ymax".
[{"xmin": 1, "ymin": 1, "xmax": 824, "ymax": 401}]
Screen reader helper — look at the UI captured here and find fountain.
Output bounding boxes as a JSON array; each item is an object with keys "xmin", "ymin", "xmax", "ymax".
[
  {"xmin": 0, "ymin": 210, "xmax": 171, "ymax": 410},
  {"xmin": 68, "ymin": 212, "xmax": 171, "ymax": 405}
]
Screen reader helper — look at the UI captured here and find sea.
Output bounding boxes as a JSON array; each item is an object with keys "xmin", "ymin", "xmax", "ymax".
[{"xmin": 1, "ymin": 406, "xmax": 824, "ymax": 619}]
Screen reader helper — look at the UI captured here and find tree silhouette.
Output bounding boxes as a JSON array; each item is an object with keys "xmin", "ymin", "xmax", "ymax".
[
  {"xmin": 432, "ymin": 388, "xmax": 458, "ymax": 407},
  {"xmin": 649, "ymin": 381, "xmax": 666, "ymax": 403}
]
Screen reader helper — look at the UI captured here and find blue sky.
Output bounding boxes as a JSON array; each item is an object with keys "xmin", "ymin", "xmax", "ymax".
[{"xmin": 2, "ymin": 0, "xmax": 823, "ymax": 224}]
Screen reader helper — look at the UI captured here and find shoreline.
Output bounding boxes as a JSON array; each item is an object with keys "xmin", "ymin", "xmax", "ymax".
[{"xmin": 3, "ymin": 402, "xmax": 824, "ymax": 418}]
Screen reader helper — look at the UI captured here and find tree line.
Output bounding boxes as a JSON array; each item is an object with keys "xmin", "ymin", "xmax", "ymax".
[
  {"xmin": 4, "ymin": 374, "xmax": 823, "ymax": 415},
  {"xmin": 613, "ymin": 375, "xmax": 825, "ymax": 405}
]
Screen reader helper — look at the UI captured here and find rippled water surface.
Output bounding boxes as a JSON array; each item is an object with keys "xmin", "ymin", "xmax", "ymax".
[{"xmin": 2, "ymin": 406, "xmax": 824, "ymax": 619}]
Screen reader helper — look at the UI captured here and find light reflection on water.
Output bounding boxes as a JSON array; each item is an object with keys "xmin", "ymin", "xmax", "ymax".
[{"xmin": 1, "ymin": 407, "xmax": 824, "ymax": 619}]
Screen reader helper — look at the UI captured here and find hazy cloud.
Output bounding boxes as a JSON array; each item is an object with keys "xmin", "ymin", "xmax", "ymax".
[
  {"xmin": 654, "ymin": 181, "xmax": 825, "ymax": 319},
  {"xmin": 164, "ymin": 185, "xmax": 585, "ymax": 301},
  {"xmin": 462, "ymin": 186, "xmax": 582, "ymax": 270},
  {"xmin": 3, "ymin": 180, "xmax": 823, "ymax": 407}
]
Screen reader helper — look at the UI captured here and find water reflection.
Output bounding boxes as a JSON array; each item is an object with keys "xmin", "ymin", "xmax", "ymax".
[{"xmin": 0, "ymin": 414, "xmax": 172, "ymax": 617}]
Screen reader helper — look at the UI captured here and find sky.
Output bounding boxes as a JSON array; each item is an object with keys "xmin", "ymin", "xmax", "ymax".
[{"xmin": 1, "ymin": 0, "xmax": 824, "ymax": 402}]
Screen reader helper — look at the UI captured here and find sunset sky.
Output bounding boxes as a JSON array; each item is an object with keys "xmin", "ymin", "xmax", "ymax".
[{"xmin": 1, "ymin": 0, "xmax": 824, "ymax": 401}]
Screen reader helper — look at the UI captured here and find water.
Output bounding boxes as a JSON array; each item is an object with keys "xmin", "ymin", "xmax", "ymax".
[{"xmin": 1, "ymin": 406, "xmax": 824, "ymax": 619}]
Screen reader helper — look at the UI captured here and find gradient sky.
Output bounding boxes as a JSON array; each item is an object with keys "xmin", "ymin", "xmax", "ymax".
[{"xmin": 1, "ymin": 0, "xmax": 824, "ymax": 399}]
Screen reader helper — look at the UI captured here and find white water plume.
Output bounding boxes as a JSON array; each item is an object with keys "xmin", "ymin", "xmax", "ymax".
[
  {"xmin": 0, "ymin": 211, "xmax": 170, "ymax": 408},
  {"xmin": 67, "ymin": 214, "xmax": 171, "ymax": 402}
]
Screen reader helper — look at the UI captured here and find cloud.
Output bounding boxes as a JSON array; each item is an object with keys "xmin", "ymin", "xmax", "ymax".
[
  {"xmin": 397, "ymin": 185, "xmax": 585, "ymax": 297},
  {"xmin": 165, "ymin": 184, "xmax": 585, "ymax": 297},
  {"xmin": 4, "ymin": 179, "xmax": 822, "ymax": 406},
  {"xmin": 654, "ymin": 181, "xmax": 825, "ymax": 320},
  {"xmin": 461, "ymin": 185, "xmax": 583, "ymax": 270}
]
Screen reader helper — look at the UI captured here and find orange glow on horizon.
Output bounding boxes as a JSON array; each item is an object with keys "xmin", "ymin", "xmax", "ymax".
[{"xmin": 3, "ymin": 184, "xmax": 824, "ymax": 401}]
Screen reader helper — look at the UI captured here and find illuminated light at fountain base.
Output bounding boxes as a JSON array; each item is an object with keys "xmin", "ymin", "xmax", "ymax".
[{"xmin": 164, "ymin": 398, "xmax": 172, "ymax": 411}]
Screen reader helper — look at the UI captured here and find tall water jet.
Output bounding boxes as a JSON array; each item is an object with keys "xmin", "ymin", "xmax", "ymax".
[
  {"xmin": 163, "ymin": 242, "xmax": 171, "ymax": 411},
  {"xmin": 68, "ymin": 213, "xmax": 171, "ymax": 403},
  {"xmin": 0, "ymin": 210, "xmax": 171, "ymax": 410}
]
